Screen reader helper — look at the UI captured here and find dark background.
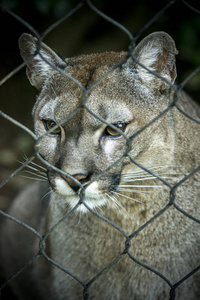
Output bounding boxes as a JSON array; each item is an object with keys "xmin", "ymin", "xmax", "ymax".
[{"xmin": 0, "ymin": 0, "xmax": 200, "ymax": 210}]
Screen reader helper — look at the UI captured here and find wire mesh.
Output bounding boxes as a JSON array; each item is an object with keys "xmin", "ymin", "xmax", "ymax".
[{"xmin": 0, "ymin": 1, "xmax": 200, "ymax": 299}]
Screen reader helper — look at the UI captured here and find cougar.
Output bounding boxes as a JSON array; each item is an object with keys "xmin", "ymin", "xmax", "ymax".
[{"xmin": 0, "ymin": 31, "xmax": 200, "ymax": 300}]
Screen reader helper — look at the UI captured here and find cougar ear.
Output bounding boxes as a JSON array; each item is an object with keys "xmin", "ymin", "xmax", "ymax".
[
  {"xmin": 19, "ymin": 33, "xmax": 67, "ymax": 90},
  {"xmin": 125, "ymin": 32, "xmax": 178, "ymax": 85}
]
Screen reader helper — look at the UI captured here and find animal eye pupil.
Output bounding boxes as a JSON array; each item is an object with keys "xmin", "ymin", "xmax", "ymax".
[
  {"xmin": 43, "ymin": 120, "xmax": 61, "ymax": 134},
  {"xmin": 106, "ymin": 123, "xmax": 126, "ymax": 137}
]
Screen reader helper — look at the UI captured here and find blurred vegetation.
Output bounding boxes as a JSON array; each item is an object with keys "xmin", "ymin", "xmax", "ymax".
[
  {"xmin": 0, "ymin": 0, "xmax": 200, "ymax": 208},
  {"xmin": 0, "ymin": 0, "xmax": 200, "ymax": 88}
]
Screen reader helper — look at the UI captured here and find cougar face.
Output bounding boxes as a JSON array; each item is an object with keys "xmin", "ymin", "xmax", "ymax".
[
  {"xmin": 31, "ymin": 61, "xmax": 173, "ymax": 212},
  {"xmin": 19, "ymin": 32, "xmax": 177, "ymax": 212}
]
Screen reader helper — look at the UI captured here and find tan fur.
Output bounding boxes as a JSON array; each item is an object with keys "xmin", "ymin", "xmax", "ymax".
[{"xmin": 1, "ymin": 32, "xmax": 200, "ymax": 300}]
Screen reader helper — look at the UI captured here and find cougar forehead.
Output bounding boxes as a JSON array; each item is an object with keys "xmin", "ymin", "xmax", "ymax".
[
  {"xmin": 66, "ymin": 51, "xmax": 127, "ymax": 78},
  {"xmin": 34, "ymin": 54, "xmax": 159, "ymax": 126}
]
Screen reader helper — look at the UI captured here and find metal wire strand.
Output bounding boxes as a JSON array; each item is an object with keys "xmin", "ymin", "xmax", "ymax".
[{"xmin": 0, "ymin": 1, "xmax": 200, "ymax": 299}]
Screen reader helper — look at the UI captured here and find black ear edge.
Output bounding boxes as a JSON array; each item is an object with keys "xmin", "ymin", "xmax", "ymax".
[
  {"xmin": 19, "ymin": 33, "xmax": 67, "ymax": 68},
  {"xmin": 125, "ymin": 31, "xmax": 178, "ymax": 84},
  {"xmin": 134, "ymin": 32, "xmax": 178, "ymax": 56},
  {"xmin": 18, "ymin": 33, "xmax": 67, "ymax": 90},
  {"xmin": 19, "ymin": 33, "xmax": 39, "ymax": 61}
]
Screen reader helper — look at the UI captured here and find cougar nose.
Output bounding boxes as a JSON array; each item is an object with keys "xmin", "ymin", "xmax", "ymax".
[{"xmin": 61, "ymin": 173, "xmax": 90, "ymax": 192}]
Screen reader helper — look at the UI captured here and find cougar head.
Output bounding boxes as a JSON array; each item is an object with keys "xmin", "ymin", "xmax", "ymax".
[{"xmin": 19, "ymin": 32, "xmax": 177, "ymax": 212}]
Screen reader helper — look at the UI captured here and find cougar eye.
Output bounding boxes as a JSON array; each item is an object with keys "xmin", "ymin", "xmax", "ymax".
[
  {"xmin": 105, "ymin": 122, "xmax": 126, "ymax": 137},
  {"xmin": 43, "ymin": 120, "xmax": 61, "ymax": 134}
]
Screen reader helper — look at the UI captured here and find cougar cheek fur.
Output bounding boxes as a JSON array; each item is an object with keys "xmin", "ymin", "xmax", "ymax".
[{"xmin": 1, "ymin": 32, "xmax": 200, "ymax": 300}]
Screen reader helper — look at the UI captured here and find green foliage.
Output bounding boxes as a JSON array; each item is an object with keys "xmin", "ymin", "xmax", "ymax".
[
  {"xmin": 1, "ymin": 0, "xmax": 78, "ymax": 17},
  {"xmin": 34, "ymin": 0, "xmax": 76, "ymax": 17},
  {"xmin": 180, "ymin": 16, "xmax": 200, "ymax": 66}
]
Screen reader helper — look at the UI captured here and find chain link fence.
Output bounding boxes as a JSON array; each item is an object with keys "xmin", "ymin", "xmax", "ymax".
[{"xmin": 0, "ymin": 0, "xmax": 200, "ymax": 299}]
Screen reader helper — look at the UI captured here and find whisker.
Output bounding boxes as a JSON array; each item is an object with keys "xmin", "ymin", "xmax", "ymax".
[
  {"xmin": 117, "ymin": 188, "xmax": 153, "ymax": 194},
  {"xmin": 41, "ymin": 188, "xmax": 53, "ymax": 200},
  {"xmin": 121, "ymin": 165, "xmax": 184, "ymax": 179},
  {"xmin": 18, "ymin": 157, "xmax": 47, "ymax": 172},
  {"xmin": 18, "ymin": 162, "xmax": 47, "ymax": 176},
  {"xmin": 27, "ymin": 161, "xmax": 47, "ymax": 171},
  {"xmin": 118, "ymin": 184, "xmax": 165, "ymax": 188},
  {"xmin": 123, "ymin": 175, "xmax": 155, "ymax": 180},
  {"xmin": 111, "ymin": 191, "xmax": 143, "ymax": 204},
  {"xmin": 122, "ymin": 171, "xmax": 180, "ymax": 178},
  {"xmin": 123, "ymin": 173, "xmax": 179, "ymax": 180},
  {"xmin": 105, "ymin": 193, "xmax": 130, "ymax": 217},
  {"xmin": 21, "ymin": 170, "xmax": 47, "ymax": 180},
  {"xmin": 121, "ymin": 165, "xmax": 171, "ymax": 176},
  {"xmin": 117, "ymin": 189, "xmax": 156, "ymax": 194},
  {"xmin": 121, "ymin": 176, "xmax": 173, "ymax": 182},
  {"xmin": 20, "ymin": 175, "xmax": 47, "ymax": 182},
  {"xmin": 95, "ymin": 202, "xmax": 107, "ymax": 216},
  {"xmin": 18, "ymin": 156, "xmax": 48, "ymax": 183}
]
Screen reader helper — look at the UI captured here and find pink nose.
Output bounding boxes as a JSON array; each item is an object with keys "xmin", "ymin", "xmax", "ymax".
[{"xmin": 61, "ymin": 173, "xmax": 88, "ymax": 188}]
